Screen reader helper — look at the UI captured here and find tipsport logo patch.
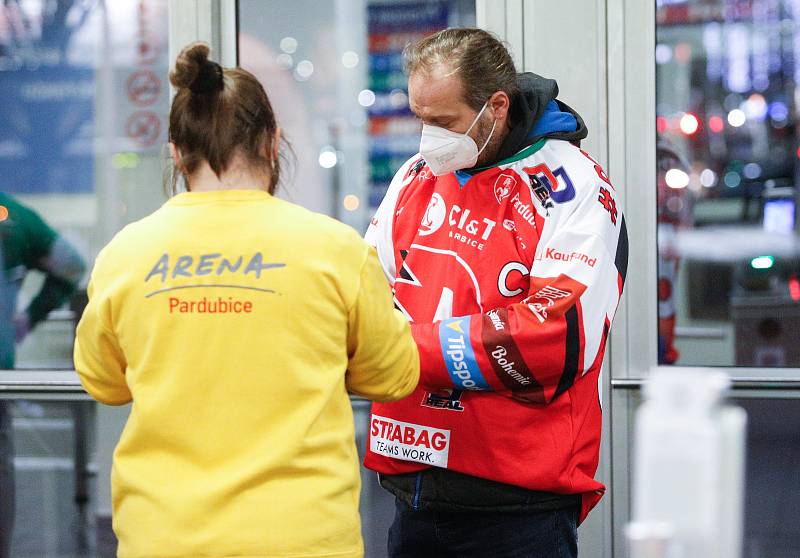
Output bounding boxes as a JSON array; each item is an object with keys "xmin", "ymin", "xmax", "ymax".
[
  {"xmin": 370, "ymin": 415, "xmax": 450, "ymax": 467},
  {"xmin": 438, "ymin": 317, "xmax": 489, "ymax": 390}
]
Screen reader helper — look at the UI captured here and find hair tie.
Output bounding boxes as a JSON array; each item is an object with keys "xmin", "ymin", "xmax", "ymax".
[{"xmin": 191, "ymin": 60, "xmax": 224, "ymax": 94}]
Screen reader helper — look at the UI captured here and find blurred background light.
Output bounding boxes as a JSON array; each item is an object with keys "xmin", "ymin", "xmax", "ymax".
[
  {"xmin": 656, "ymin": 44, "xmax": 673, "ymax": 64},
  {"xmin": 295, "ymin": 60, "xmax": 314, "ymax": 80},
  {"xmin": 343, "ymin": 194, "xmax": 360, "ymax": 211},
  {"xmin": 768, "ymin": 101, "xmax": 788, "ymax": 122},
  {"xmin": 724, "ymin": 171, "xmax": 741, "ymax": 188},
  {"xmin": 700, "ymin": 168, "xmax": 717, "ymax": 187},
  {"xmin": 279, "ymin": 36, "xmax": 298, "ymax": 54},
  {"xmin": 743, "ymin": 93, "xmax": 768, "ymax": 121},
  {"xmin": 743, "ymin": 162, "xmax": 762, "ymax": 179},
  {"xmin": 318, "ymin": 146, "xmax": 338, "ymax": 168},
  {"xmin": 750, "ymin": 256, "xmax": 774, "ymax": 270},
  {"xmin": 276, "ymin": 53, "xmax": 293, "ymax": 70},
  {"xmin": 727, "ymin": 109, "xmax": 746, "ymax": 127},
  {"xmin": 679, "ymin": 113, "xmax": 700, "ymax": 135},
  {"xmin": 357, "ymin": 89, "xmax": 375, "ymax": 107},
  {"xmin": 665, "ymin": 168, "xmax": 690, "ymax": 189},
  {"xmin": 341, "ymin": 51, "xmax": 359, "ymax": 68}
]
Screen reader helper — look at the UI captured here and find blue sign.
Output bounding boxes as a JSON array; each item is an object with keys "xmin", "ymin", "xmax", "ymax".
[{"xmin": 0, "ymin": 66, "xmax": 95, "ymax": 194}]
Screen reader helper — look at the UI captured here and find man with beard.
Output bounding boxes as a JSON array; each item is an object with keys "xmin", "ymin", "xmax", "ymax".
[{"xmin": 365, "ymin": 28, "xmax": 628, "ymax": 557}]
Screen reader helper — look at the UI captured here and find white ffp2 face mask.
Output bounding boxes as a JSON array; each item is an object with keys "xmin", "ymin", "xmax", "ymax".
[{"xmin": 419, "ymin": 101, "xmax": 497, "ymax": 176}]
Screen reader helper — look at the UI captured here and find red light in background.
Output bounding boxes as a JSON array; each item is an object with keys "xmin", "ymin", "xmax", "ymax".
[
  {"xmin": 796, "ymin": 146, "xmax": 800, "ymax": 160},
  {"xmin": 657, "ymin": 116, "xmax": 668, "ymax": 134},
  {"xmin": 709, "ymin": 115, "xmax": 724, "ymax": 133},
  {"xmin": 674, "ymin": 43, "xmax": 692, "ymax": 64},
  {"xmin": 790, "ymin": 274, "xmax": 800, "ymax": 302},
  {"xmin": 679, "ymin": 113, "xmax": 700, "ymax": 135}
]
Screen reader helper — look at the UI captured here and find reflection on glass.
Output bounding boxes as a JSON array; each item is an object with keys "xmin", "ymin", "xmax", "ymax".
[
  {"xmin": 238, "ymin": 0, "xmax": 475, "ymax": 233},
  {"xmin": 1, "ymin": 194, "xmax": 85, "ymax": 558},
  {"xmin": 656, "ymin": 0, "xmax": 800, "ymax": 367},
  {"xmin": 0, "ymin": 400, "xmax": 110, "ymax": 558},
  {"xmin": 630, "ymin": 393, "xmax": 800, "ymax": 557},
  {"xmin": 2, "ymin": 2, "xmax": 169, "ymax": 557},
  {"xmin": 237, "ymin": 3, "xmax": 475, "ymax": 555},
  {"xmin": 1, "ymin": 193, "xmax": 86, "ymax": 370},
  {"xmin": 0, "ymin": 0, "xmax": 170, "ymax": 370}
]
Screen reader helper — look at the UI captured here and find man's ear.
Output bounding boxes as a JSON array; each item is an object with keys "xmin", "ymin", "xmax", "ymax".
[
  {"xmin": 489, "ymin": 91, "xmax": 512, "ymax": 123},
  {"xmin": 169, "ymin": 142, "xmax": 185, "ymax": 172}
]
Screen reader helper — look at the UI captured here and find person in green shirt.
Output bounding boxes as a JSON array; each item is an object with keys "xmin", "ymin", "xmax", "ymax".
[{"xmin": 0, "ymin": 192, "xmax": 85, "ymax": 557}]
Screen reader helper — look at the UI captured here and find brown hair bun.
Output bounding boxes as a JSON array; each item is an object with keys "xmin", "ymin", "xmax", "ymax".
[
  {"xmin": 169, "ymin": 42, "xmax": 223, "ymax": 94},
  {"xmin": 167, "ymin": 42, "xmax": 291, "ymax": 195}
]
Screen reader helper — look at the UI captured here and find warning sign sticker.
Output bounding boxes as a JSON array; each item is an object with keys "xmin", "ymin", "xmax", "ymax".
[
  {"xmin": 369, "ymin": 415, "xmax": 450, "ymax": 467},
  {"xmin": 126, "ymin": 69, "xmax": 161, "ymax": 106},
  {"xmin": 125, "ymin": 111, "xmax": 161, "ymax": 147}
]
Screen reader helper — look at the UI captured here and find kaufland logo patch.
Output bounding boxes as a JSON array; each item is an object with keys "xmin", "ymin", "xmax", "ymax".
[
  {"xmin": 537, "ymin": 247, "xmax": 598, "ymax": 268},
  {"xmin": 370, "ymin": 415, "xmax": 450, "ymax": 467},
  {"xmin": 494, "ymin": 172, "xmax": 517, "ymax": 204}
]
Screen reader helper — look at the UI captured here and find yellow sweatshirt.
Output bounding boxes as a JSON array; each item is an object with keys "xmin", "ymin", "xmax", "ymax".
[{"xmin": 74, "ymin": 189, "xmax": 419, "ymax": 558}]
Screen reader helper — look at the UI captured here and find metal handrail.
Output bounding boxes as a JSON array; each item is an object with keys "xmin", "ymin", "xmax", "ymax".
[
  {"xmin": 674, "ymin": 326, "xmax": 728, "ymax": 340},
  {"xmin": 612, "ymin": 377, "xmax": 800, "ymax": 390},
  {"xmin": 0, "ymin": 371, "xmax": 378, "ymax": 403}
]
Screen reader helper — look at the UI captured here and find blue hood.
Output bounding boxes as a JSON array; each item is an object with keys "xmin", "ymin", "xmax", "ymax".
[
  {"xmin": 489, "ymin": 72, "xmax": 588, "ymax": 165},
  {"xmin": 530, "ymin": 100, "xmax": 579, "ymax": 139}
]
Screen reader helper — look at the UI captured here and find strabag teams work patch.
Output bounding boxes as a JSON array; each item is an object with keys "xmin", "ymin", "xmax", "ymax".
[{"xmin": 370, "ymin": 415, "xmax": 450, "ymax": 467}]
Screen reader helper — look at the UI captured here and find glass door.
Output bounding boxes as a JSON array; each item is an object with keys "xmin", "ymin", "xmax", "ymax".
[
  {"xmin": 607, "ymin": 1, "xmax": 800, "ymax": 556},
  {"xmin": 235, "ymin": 2, "xmax": 477, "ymax": 556},
  {"xmin": 1, "ymin": 1, "xmax": 171, "ymax": 555}
]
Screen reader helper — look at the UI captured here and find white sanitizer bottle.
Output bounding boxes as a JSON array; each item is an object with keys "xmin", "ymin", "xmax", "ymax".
[{"xmin": 629, "ymin": 369, "xmax": 747, "ymax": 558}]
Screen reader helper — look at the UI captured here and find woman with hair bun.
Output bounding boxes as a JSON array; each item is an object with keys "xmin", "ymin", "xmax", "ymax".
[{"xmin": 74, "ymin": 42, "xmax": 419, "ymax": 558}]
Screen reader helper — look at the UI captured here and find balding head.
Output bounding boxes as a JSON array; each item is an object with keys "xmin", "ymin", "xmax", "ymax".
[{"xmin": 404, "ymin": 28, "xmax": 518, "ymax": 112}]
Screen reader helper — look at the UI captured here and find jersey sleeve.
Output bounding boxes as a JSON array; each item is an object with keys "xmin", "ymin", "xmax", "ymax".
[
  {"xmin": 74, "ymin": 250, "xmax": 131, "ymax": 405},
  {"xmin": 3, "ymin": 196, "xmax": 85, "ymax": 327},
  {"xmin": 13, "ymin": 197, "xmax": 58, "ymax": 267},
  {"xmin": 27, "ymin": 236, "xmax": 86, "ymax": 327},
  {"xmin": 345, "ymin": 245, "xmax": 420, "ymax": 402},
  {"xmin": 410, "ymin": 164, "xmax": 628, "ymax": 405},
  {"xmin": 364, "ymin": 155, "xmax": 422, "ymax": 284}
]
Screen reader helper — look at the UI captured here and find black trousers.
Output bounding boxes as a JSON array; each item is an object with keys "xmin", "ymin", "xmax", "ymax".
[{"xmin": 388, "ymin": 498, "xmax": 578, "ymax": 558}]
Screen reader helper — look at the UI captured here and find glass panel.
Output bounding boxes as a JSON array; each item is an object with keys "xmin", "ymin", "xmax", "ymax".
[
  {"xmin": 238, "ymin": 0, "xmax": 475, "ymax": 233},
  {"xmin": 0, "ymin": 399, "xmax": 115, "ymax": 557},
  {"xmin": 1, "ymin": 0, "xmax": 170, "ymax": 373},
  {"xmin": 237, "ymin": 2, "xmax": 475, "ymax": 554},
  {"xmin": 1, "ymin": 1, "xmax": 169, "ymax": 555},
  {"xmin": 628, "ymin": 392, "xmax": 800, "ymax": 557},
  {"xmin": 655, "ymin": 0, "xmax": 800, "ymax": 367}
]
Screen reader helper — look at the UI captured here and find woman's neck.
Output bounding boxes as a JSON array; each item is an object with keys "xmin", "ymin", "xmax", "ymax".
[{"xmin": 186, "ymin": 160, "xmax": 272, "ymax": 193}]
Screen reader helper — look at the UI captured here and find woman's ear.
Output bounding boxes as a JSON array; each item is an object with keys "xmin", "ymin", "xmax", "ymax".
[
  {"xmin": 272, "ymin": 127, "xmax": 282, "ymax": 161},
  {"xmin": 169, "ymin": 142, "xmax": 185, "ymax": 172}
]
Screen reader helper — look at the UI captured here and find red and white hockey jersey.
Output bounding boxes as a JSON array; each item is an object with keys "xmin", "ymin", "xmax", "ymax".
[{"xmin": 364, "ymin": 137, "xmax": 628, "ymax": 522}]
